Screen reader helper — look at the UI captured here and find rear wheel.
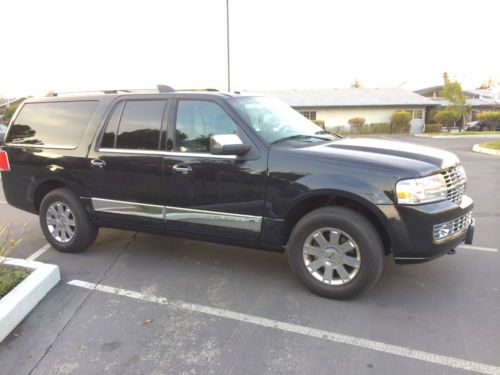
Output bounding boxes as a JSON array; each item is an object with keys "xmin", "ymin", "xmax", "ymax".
[
  {"xmin": 287, "ymin": 206, "xmax": 384, "ymax": 299},
  {"xmin": 39, "ymin": 188, "xmax": 98, "ymax": 253}
]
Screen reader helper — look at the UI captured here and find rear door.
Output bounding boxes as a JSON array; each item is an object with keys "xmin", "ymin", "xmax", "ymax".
[{"xmin": 85, "ymin": 98, "xmax": 169, "ymax": 228}]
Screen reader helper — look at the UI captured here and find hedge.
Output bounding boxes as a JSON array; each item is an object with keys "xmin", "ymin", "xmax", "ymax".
[
  {"xmin": 477, "ymin": 112, "xmax": 500, "ymax": 131},
  {"xmin": 424, "ymin": 124, "xmax": 442, "ymax": 133}
]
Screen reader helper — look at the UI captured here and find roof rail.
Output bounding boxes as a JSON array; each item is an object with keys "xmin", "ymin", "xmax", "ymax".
[
  {"xmin": 45, "ymin": 84, "xmax": 176, "ymax": 97},
  {"xmin": 176, "ymin": 88, "xmax": 220, "ymax": 92}
]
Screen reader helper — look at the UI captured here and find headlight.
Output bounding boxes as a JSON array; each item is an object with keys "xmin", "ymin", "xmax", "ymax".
[{"xmin": 396, "ymin": 174, "xmax": 447, "ymax": 205}]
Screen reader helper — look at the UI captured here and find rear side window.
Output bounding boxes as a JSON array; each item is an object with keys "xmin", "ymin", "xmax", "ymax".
[
  {"xmin": 101, "ymin": 100, "xmax": 167, "ymax": 150},
  {"xmin": 7, "ymin": 101, "xmax": 98, "ymax": 147}
]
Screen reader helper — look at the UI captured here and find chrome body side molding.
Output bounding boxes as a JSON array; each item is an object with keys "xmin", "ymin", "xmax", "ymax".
[
  {"xmin": 164, "ymin": 206, "xmax": 262, "ymax": 232},
  {"xmin": 91, "ymin": 198, "xmax": 164, "ymax": 220},
  {"xmin": 90, "ymin": 198, "xmax": 262, "ymax": 232}
]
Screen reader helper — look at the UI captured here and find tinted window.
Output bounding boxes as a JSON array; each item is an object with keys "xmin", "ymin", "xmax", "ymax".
[
  {"xmin": 7, "ymin": 101, "xmax": 98, "ymax": 147},
  {"xmin": 175, "ymin": 100, "xmax": 237, "ymax": 153},
  {"xmin": 115, "ymin": 101, "xmax": 166, "ymax": 150},
  {"xmin": 101, "ymin": 101, "xmax": 125, "ymax": 148}
]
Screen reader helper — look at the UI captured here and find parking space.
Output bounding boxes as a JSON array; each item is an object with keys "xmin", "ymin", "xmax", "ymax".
[{"xmin": 0, "ymin": 136, "xmax": 499, "ymax": 375}]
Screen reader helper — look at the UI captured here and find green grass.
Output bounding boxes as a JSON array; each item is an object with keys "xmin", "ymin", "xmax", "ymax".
[
  {"xmin": 425, "ymin": 131, "xmax": 500, "ymax": 136},
  {"xmin": 479, "ymin": 141, "xmax": 500, "ymax": 150},
  {"xmin": 0, "ymin": 265, "xmax": 29, "ymax": 299}
]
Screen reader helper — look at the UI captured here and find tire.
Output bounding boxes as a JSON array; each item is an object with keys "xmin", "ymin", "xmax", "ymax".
[
  {"xmin": 39, "ymin": 188, "xmax": 98, "ymax": 253},
  {"xmin": 287, "ymin": 206, "xmax": 384, "ymax": 299}
]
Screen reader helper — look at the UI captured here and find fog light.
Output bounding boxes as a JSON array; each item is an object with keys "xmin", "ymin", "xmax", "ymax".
[{"xmin": 434, "ymin": 224, "xmax": 452, "ymax": 240}]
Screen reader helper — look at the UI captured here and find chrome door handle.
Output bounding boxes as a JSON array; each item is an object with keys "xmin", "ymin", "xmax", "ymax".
[
  {"xmin": 90, "ymin": 159, "xmax": 106, "ymax": 168},
  {"xmin": 172, "ymin": 164, "xmax": 192, "ymax": 175}
]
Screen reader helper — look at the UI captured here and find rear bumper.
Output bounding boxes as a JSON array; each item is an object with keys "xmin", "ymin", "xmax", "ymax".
[{"xmin": 378, "ymin": 195, "xmax": 474, "ymax": 264}]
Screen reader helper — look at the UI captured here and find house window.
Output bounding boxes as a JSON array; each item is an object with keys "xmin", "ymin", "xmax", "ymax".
[{"xmin": 299, "ymin": 111, "xmax": 316, "ymax": 120}]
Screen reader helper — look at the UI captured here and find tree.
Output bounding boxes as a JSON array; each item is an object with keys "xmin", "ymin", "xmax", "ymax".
[
  {"xmin": 477, "ymin": 112, "xmax": 500, "ymax": 131},
  {"xmin": 351, "ymin": 79, "xmax": 363, "ymax": 88},
  {"xmin": 434, "ymin": 109, "xmax": 460, "ymax": 132},
  {"xmin": 390, "ymin": 111, "xmax": 412, "ymax": 133},
  {"xmin": 348, "ymin": 117, "xmax": 365, "ymax": 133},
  {"xmin": 477, "ymin": 78, "xmax": 495, "ymax": 90},
  {"xmin": 440, "ymin": 72, "xmax": 470, "ymax": 131}
]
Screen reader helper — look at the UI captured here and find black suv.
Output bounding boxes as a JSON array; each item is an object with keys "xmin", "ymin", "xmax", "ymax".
[{"xmin": 0, "ymin": 88, "xmax": 474, "ymax": 299}]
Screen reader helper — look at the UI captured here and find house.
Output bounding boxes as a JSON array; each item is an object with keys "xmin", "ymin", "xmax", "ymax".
[
  {"xmin": 258, "ymin": 88, "xmax": 438, "ymax": 133},
  {"xmin": 414, "ymin": 86, "xmax": 500, "ymax": 121}
]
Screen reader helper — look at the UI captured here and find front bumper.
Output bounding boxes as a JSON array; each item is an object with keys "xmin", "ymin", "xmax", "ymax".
[{"xmin": 378, "ymin": 195, "xmax": 474, "ymax": 264}]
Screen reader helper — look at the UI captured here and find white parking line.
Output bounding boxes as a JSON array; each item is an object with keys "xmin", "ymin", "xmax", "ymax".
[
  {"xmin": 68, "ymin": 279, "xmax": 500, "ymax": 375},
  {"xmin": 457, "ymin": 245, "xmax": 498, "ymax": 252},
  {"xmin": 26, "ymin": 243, "xmax": 51, "ymax": 261}
]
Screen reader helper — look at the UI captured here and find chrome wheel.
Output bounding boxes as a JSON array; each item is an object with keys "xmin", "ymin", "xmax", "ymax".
[
  {"xmin": 46, "ymin": 201, "xmax": 76, "ymax": 243},
  {"xmin": 303, "ymin": 227, "xmax": 361, "ymax": 285}
]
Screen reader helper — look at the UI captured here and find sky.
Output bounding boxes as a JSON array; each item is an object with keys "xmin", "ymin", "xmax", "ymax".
[{"xmin": 1, "ymin": 0, "xmax": 499, "ymax": 98}]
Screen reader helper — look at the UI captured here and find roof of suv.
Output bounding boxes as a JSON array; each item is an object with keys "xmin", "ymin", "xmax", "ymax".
[{"xmin": 24, "ymin": 89, "xmax": 260, "ymax": 103}]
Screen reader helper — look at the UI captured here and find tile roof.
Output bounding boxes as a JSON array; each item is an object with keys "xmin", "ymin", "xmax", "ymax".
[{"xmin": 256, "ymin": 88, "xmax": 438, "ymax": 107}]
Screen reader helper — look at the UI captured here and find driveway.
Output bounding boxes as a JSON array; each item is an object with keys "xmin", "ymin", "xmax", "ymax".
[{"xmin": 0, "ymin": 136, "xmax": 499, "ymax": 375}]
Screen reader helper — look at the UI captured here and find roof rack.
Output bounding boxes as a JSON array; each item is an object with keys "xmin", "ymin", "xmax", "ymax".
[
  {"xmin": 176, "ymin": 88, "xmax": 220, "ymax": 92},
  {"xmin": 46, "ymin": 84, "xmax": 176, "ymax": 97}
]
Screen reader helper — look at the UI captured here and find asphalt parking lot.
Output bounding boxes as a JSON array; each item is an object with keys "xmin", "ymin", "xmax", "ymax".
[{"xmin": 0, "ymin": 136, "xmax": 499, "ymax": 375}]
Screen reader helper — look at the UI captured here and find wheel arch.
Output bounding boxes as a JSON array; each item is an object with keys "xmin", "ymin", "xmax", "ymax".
[
  {"xmin": 280, "ymin": 190, "xmax": 394, "ymax": 254},
  {"xmin": 29, "ymin": 166, "xmax": 90, "ymax": 213}
]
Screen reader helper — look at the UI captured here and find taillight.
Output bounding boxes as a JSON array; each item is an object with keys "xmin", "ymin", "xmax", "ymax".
[{"xmin": 0, "ymin": 150, "xmax": 10, "ymax": 171}]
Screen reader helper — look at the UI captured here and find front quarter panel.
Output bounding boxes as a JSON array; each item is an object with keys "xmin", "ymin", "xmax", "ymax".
[{"xmin": 265, "ymin": 149, "xmax": 401, "ymax": 220}]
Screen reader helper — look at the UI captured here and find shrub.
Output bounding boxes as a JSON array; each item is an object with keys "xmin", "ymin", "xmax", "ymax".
[
  {"xmin": 427, "ymin": 107, "xmax": 441, "ymax": 124},
  {"xmin": 0, "ymin": 226, "xmax": 22, "ymax": 265},
  {"xmin": 434, "ymin": 109, "xmax": 460, "ymax": 132},
  {"xmin": 329, "ymin": 125, "xmax": 348, "ymax": 135},
  {"xmin": 424, "ymin": 124, "xmax": 442, "ymax": 133},
  {"xmin": 348, "ymin": 117, "xmax": 366, "ymax": 133},
  {"xmin": 390, "ymin": 111, "xmax": 412, "ymax": 134},
  {"xmin": 366, "ymin": 123, "xmax": 391, "ymax": 134},
  {"xmin": 3, "ymin": 106, "xmax": 17, "ymax": 124},
  {"xmin": 477, "ymin": 112, "xmax": 500, "ymax": 131}
]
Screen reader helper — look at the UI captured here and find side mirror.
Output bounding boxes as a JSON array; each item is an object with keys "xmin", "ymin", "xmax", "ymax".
[{"xmin": 210, "ymin": 134, "xmax": 250, "ymax": 156}]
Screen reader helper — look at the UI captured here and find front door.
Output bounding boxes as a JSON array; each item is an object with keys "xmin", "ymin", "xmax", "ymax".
[
  {"xmin": 85, "ymin": 98, "xmax": 169, "ymax": 228},
  {"xmin": 162, "ymin": 99, "xmax": 267, "ymax": 241}
]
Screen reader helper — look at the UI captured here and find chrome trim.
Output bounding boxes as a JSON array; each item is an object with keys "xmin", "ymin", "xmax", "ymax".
[
  {"xmin": 433, "ymin": 212, "xmax": 472, "ymax": 244},
  {"xmin": 98, "ymin": 148, "xmax": 236, "ymax": 159},
  {"xmin": 164, "ymin": 206, "xmax": 262, "ymax": 232},
  {"xmin": 6, "ymin": 143, "xmax": 76, "ymax": 150},
  {"xmin": 90, "ymin": 198, "xmax": 262, "ymax": 232},
  {"xmin": 440, "ymin": 165, "xmax": 466, "ymax": 205},
  {"xmin": 91, "ymin": 198, "xmax": 164, "ymax": 219}
]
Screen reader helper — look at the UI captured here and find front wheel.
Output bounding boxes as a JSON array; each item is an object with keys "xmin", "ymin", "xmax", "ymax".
[
  {"xmin": 39, "ymin": 188, "xmax": 98, "ymax": 253},
  {"xmin": 287, "ymin": 206, "xmax": 384, "ymax": 299}
]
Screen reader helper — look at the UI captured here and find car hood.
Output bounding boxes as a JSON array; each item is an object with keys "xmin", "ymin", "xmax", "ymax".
[{"xmin": 288, "ymin": 137, "xmax": 459, "ymax": 176}]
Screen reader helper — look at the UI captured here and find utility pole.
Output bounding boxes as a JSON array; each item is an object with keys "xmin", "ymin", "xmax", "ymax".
[{"xmin": 226, "ymin": 0, "xmax": 231, "ymax": 92}]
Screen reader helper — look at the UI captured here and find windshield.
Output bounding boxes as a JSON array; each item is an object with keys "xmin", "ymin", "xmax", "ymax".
[{"xmin": 230, "ymin": 96, "xmax": 336, "ymax": 144}]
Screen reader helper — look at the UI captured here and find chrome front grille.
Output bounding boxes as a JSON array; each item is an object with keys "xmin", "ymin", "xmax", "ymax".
[
  {"xmin": 441, "ymin": 165, "xmax": 466, "ymax": 205},
  {"xmin": 433, "ymin": 212, "xmax": 472, "ymax": 242}
]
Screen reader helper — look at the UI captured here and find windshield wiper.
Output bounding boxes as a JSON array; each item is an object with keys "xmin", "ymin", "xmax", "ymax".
[{"xmin": 271, "ymin": 134, "xmax": 332, "ymax": 145}]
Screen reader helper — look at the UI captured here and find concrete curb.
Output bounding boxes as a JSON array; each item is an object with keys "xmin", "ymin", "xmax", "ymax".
[
  {"xmin": 472, "ymin": 144, "xmax": 500, "ymax": 156},
  {"xmin": 0, "ymin": 258, "xmax": 60, "ymax": 342},
  {"xmin": 415, "ymin": 134, "xmax": 500, "ymax": 139}
]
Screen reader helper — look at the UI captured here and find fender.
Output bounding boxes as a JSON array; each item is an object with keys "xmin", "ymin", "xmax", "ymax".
[
  {"xmin": 27, "ymin": 164, "xmax": 91, "ymax": 210},
  {"xmin": 264, "ymin": 173, "xmax": 401, "ymax": 249},
  {"xmin": 272, "ymin": 173, "xmax": 394, "ymax": 217}
]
